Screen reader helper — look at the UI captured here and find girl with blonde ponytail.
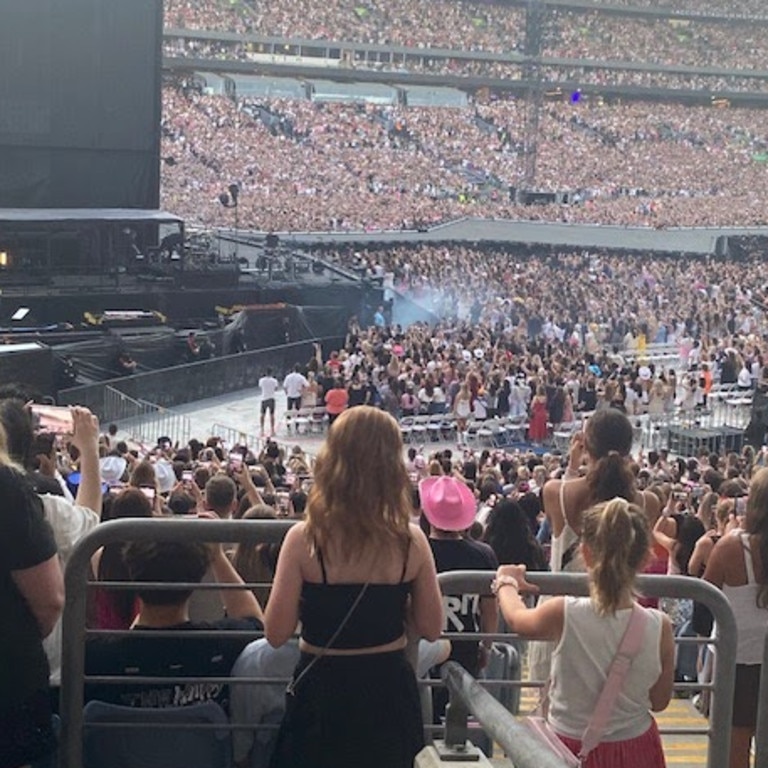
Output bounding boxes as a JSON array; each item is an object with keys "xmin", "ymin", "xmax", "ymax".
[{"xmin": 495, "ymin": 498, "xmax": 675, "ymax": 767}]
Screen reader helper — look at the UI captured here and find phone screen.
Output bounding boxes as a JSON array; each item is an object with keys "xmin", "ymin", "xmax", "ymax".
[
  {"xmin": 229, "ymin": 454, "xmax": 243, "ymax": 470},
  {"xmin": 182, "ymin": 470, "xmax": 194, "ymax": 483},
  {"xmin": 140, "ymin": 487, "xmax": 156, "ymax": 500},
  {"xmin": 31, "ymin": 405, "xmax": 74, "ymax": 435}
]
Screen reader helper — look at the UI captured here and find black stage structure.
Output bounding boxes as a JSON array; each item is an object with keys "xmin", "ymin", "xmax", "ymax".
[
  {"xmin": 0, "ymin": 0, "xmax": 163, "ymax": 209},
  {"xmin": 0, "ymin": 209, "xmax": 367, "ymax": 328}
]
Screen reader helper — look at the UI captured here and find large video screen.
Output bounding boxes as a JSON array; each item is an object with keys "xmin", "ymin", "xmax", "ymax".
[{"xmin": 0, "ymin": 0, "xmax": 162, "ymax": 208}]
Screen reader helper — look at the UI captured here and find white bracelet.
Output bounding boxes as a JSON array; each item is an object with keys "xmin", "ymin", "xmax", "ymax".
[{"xmin": 490, "ymin": 575, "xmax": 519, "ymax": 595}]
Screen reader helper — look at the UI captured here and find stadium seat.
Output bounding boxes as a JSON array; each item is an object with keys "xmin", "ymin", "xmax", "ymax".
[{"xmin": 82, "ymin": 700, "xmax": 232, "ymax": 768}]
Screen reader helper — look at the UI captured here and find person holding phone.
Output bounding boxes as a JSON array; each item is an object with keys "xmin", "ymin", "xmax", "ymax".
[
  {"xmin": 529, "ymin": 409, "xmax": 661, "ymax": 682},
  {"xmin": 0, "ymin": 399, "xmax": 103, "ymax": 693}
]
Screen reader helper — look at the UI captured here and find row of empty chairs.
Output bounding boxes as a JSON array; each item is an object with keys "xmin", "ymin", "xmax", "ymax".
[
  {"xmin": 400, "ymin": 413, "xmax": 459, "ymax": 444},
  {"xmin": 284, "ymin": 406, "xmax": 329, "ymax": 434}
]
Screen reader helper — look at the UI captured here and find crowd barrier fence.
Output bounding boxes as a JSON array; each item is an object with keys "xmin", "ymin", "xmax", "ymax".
[
  {"xmin": 59, "ymin": 338, "xmax": 337, "ymax": 415},
  {"xmin": 58, "ymin": 521, "xmax": 738, "ymax": 768}
]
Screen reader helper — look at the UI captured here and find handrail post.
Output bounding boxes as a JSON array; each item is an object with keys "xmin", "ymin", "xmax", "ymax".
[
  {"xmin": 440, "ymin": 662, "xmax": 570, "ymax": 768},
  {"xmin": 443, "ymin": 698, "xmax": 469, "ymax": 750}
]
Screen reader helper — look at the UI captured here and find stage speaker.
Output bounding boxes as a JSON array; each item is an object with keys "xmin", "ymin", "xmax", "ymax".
[
  {"xmin": 265, "ymin": 233, "xmax": 279, "ymax": 249},
  {"xmin": 714, "ymin": 235, "xmax": 729, "ymax": 258}
]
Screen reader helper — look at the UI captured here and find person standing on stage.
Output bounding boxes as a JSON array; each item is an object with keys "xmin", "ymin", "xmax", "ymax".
[{"xmin": 259, "ymin": 368, "xmax": 279, "ymax": 437}]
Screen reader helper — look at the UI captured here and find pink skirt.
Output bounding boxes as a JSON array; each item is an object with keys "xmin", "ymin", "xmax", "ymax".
[{"xmin": 557, "ymin": 720, "xmax": 666, "ymax": 768}]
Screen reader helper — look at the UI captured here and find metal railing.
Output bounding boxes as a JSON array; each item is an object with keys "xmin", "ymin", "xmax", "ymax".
[
  {"xmin": 437, "ymin": 661, "xmax": 570, "ymax": 768},
  {"xmin": 59, "ymin": 518, "xmax": 294, "ymax": 768},
  {"xmin": 103, "ymin": 386, "xmax": 192, "ymax": 446},
  {"xmin": 58, "ymin": 523, "xmax": 738, "ymax": 768},
  {"xmin": 59, "ymin": 338, "xmax": 339, "ymax": 414},
  {"xmin": 437, "ymin": 571, "xmax": 737, "ymax": 768},
  {"xmin": 210, "ymin": 423, "xmax": 264, "ymax": 453}
]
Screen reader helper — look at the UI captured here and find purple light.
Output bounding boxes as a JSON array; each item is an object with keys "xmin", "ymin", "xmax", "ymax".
[{"xmin": 570, "ymin": 90, "xmax": 581, "ymax": 104}]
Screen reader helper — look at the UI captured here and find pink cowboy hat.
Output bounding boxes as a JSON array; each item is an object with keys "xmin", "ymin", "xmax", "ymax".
[{"xmin": 419, "ymin": 476, "xmax": 476, "ymax": 531}]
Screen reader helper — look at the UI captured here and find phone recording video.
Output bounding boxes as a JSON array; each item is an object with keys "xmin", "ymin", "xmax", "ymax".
[
  {"xmin": 30, "ymin": 405, "xmax": 74, "ymax": 435},
  {"xmin": 229, "ymin": 453, "xmax": 244, "ymax": 470}
]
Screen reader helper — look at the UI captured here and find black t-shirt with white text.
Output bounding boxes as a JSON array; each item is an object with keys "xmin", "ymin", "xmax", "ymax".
[
  {"xmin": 428, "ymin": 537, "xmax": 498, "ymax": 672},
  {"xmin": 85, "ymin": 617, "xmax": 262, "ymax": 713}
]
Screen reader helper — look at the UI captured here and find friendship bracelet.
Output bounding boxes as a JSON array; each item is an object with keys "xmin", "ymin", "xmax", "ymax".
[{"xmin": 490, "ymin": 575, "xmax": 519, "ymax": 595}]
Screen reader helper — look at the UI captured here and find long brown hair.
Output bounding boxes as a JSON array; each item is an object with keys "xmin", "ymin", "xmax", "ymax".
[
  {"xmin": 746, "ymin": 468, "xmax": 768, "ymax": 609},
  {"xmin": 584, "ymin": 409, "xmax": 636, "ymax": 503},
  {"xmin": 304, "ymin": 407, "xmax": 411, "ymax": 560},
  {"xmin": 581, "ymin": 497, "xmax": 650, "ymax": 615}
]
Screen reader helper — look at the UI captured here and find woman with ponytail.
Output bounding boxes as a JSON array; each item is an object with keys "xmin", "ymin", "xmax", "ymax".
[
  {"xmin": 529, "ymin": 408, "xmax": 661, "ymax": 680},
  {"xmin": 495, "ymin": 498, "xmax": 675, "ymax": 767}
]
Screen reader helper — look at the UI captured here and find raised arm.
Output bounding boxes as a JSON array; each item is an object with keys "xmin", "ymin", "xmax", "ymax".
[
  {"xmin": 209, "ymin": 543, "xmax": 264, "ymax": 622},
  {"xmin": 70, "ymin": 406, "xmax": 103, "ymax": 517}
]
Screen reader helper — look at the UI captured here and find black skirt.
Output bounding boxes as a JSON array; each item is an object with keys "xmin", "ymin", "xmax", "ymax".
[{"xmin": 270, "ymin": 649, "xmax": 423, "ymax": 768}]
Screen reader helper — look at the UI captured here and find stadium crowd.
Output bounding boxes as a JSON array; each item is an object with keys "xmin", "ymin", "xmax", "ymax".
[
  {"xmin": 2, "ymin": 327, "xmax": 767, "ymax": 766},
  {"xmin": 164, "ymin": 0, "xmax": 768, "ymax": 72},
  {"xmin": 161, "ymin": 84, "xmax": 768, "ymax": 231},
  {"xmin": 163, "ymin": 33, "xmax": 768, "ymax": 94}
]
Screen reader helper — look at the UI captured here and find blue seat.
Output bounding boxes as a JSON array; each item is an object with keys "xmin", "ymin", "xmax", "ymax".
[{"xmin": 83, "ymin": 700, "xmax": 232, "ymax": 768}]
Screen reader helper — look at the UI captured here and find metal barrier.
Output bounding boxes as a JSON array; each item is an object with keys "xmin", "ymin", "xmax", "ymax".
[
  {"xmin": 437, "ymin": 661, "xmax": 570, "ymax": 768},
  {"xmin": 754, "ymin": 632, "xmax": 768, "ymax": 768},
  {"xmin": 59, "ymin": 518, "xmax": 294, "ymax": 768},
  {"xmin": 437, "ymin": 571, "xmax": 737, "ymax": 768},
  {"xmin": 59, "ymin": 525, "xmax": 738, "ymax": 768},
  {"xmin": 211, "ymin": 423, "xmax": 264, "ymax": 453},
  {"xmin": 103, "ymin": 386, "xmax": 192, "ymax": 446},
  {"xmin": 59, "ymin": 338, "xmax": 340, "ymax": 413}
]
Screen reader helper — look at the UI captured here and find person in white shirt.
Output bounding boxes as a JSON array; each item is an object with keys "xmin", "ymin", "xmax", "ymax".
[
  {"xmin": 283, "ymin": 364, "xmax": 309, "ymax": 413},
  {"xmin": 495, "ymin": 498, "xmax": 674, "ymax": 767},
  {"xmin": 258, "ymin": 368, "xmax": 279, "ymax": 436}
]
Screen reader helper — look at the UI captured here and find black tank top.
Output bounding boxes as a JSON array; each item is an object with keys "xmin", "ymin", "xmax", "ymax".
[{"xmin": 300, "ymin": 538, "xmax": 412, "ymax": 650}]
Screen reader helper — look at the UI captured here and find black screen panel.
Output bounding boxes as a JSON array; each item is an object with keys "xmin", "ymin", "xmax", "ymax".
[{"xmin": 0, "ymin": 0, "xmax": 162, "ymax": 208}]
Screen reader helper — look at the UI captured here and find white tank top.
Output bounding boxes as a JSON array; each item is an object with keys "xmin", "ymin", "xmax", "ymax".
[
  {"xmin": 549, "ymin": 597, "xmax": 663, "ymax": 742},
  {"xmin": 550, "ymin": 482, "xmax": 648, "ymax": 574},
  {"xmin": 548, "ymin": 481, "xmax": 583, "ymax": 574},
  {"xmin": 722, "ymin": 534, "xmax": 768, "ymax": 665}
]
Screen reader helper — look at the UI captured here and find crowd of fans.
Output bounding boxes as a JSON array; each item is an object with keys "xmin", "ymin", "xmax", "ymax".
[
  {"xmin": 164, "ymin": 33, "xmax": 768, "ymax": 95},
  {"xmin": 161, "ymin": 83, "xmax": 768, "ymax": 230},
  {"xmin": 3, "ymin": 350, "xmax": 767, "ymax": 765},
  {"xmin": 164, "ymin": 0, "xmax": 768, "ymax": 71}
]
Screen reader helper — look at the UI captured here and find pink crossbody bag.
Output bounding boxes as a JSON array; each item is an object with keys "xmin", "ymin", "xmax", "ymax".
[{"xmin": 523, "ymin": 603, "xmax": 648, "ymax": 767}]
